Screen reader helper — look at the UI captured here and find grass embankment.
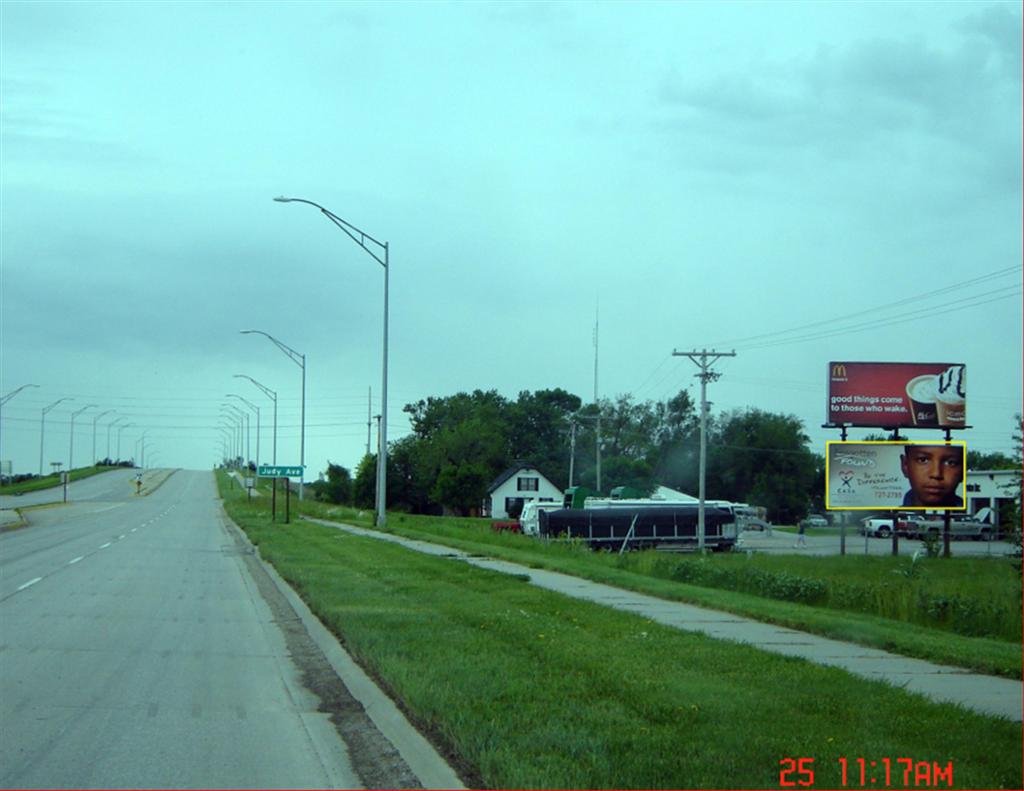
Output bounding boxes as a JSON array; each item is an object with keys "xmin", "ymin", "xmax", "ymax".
[
  {"xmin": 218, "ymin": 474, "xmax": 1022, "ymax": 789},
  {"xmin": 0, "ymin": 464, "xmax": 126, "ymax": 495},
  {"xmin": 289, "ymin": 497, "xmax": 1022, "ymax": 678}
]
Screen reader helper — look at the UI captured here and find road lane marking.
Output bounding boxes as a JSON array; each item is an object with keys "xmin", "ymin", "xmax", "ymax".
[
  {"xmin": 17, "ymin": 577, "xmax": 42, "ymax": 591},
  {"xmin": 119, "ymin": 534, "xmax": 126, "ymax": 539},
  {"xmin": 99, "ymin": 542, "xmax": 112, "ymax": 549},
  {"xmin": 69, "ymin": 556, "xmax": 84, "ymax": 565}
]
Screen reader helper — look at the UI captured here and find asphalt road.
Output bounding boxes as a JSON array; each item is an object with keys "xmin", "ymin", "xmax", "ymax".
[
  {"xmin": 737, "ymin": 527, "xmax": 1019, "ymax": 557},
  {"xmin": 0, "ymin": 469, "xmax": 362, "ymax": 789}
]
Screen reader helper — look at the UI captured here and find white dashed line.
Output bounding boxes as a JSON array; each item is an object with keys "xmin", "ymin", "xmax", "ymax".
[
  {"xmin": 17, "ymin": 577, "xmax": 43, "ymax": 591},
  {"xmin": 99, "ymin": 542, "xmax": 112, "ymax": 549},
  {"xmin": 118, "ymin": 534, "xmax": 126, "ymax": 539},
  {"xmin": 69, "ymin": 556, "xmax": 84, "ymax": 565}
]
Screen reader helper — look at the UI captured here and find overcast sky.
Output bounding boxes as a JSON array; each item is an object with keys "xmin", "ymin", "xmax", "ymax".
[{"xmin": 2, "ymin": 0, "xmax": 1021, "ymax": 481}]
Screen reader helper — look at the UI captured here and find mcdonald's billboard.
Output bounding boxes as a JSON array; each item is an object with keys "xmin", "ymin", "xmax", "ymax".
[{"xmin": 827, "ymin": 362, "xmax": 967, "ymax": 429}]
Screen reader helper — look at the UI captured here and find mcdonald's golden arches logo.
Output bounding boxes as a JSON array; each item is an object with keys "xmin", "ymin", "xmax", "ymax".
[{"xmin": 831, "ymin": 364, "xmax": 848, "ymax": 379}]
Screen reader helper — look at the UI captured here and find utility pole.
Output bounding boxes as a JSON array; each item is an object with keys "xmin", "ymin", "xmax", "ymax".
[
  {"xmin": 567, "ymin": 418, "xmax": 577, "ymax": 488},
  {"xmin": 672, "ymin": 348, "xmax": 736, "ymax": 552},
  {"xmin": 366, "ymin": 386, "xmax": 372, "ymax": 459},
  {"xmin": 594, "ymin": 304, "xmax": 601, "ymax": 493}
]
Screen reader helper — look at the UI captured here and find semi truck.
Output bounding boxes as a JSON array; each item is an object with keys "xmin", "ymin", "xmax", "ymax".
[{"xmin": 538, "ymin": 502, "xmax": 738, "ymax": 552}]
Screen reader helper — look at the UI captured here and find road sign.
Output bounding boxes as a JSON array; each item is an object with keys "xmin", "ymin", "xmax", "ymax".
[{"xmin": 257, "ymin": 465, "xmax": 304, "ymax": 478}]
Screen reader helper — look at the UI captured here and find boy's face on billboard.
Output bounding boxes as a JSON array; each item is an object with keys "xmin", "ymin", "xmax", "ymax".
[{"xmin": 900, "ymin": 445, "xmax": 963, "ymax": 506}]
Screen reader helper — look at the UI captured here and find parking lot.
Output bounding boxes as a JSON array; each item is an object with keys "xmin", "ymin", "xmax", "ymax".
[{"xmin": 737, "ymin": 527, "xmax": 1019, "ymax": 558}]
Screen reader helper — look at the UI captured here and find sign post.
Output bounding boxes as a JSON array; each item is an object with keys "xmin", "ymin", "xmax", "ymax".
[{"xmin": 257, "ymin": 466, "xmax": 303, "ymax": 524}]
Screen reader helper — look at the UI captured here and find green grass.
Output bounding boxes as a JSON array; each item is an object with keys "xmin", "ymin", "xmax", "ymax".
[
  {"xmin": 281, "ymin": 497, "xmax": 1023, "ymax": 678},
  {"xmin": 218, "ymin": 474, "xmax": 1022, "ymax": 789},
  {"xmin": 0, "ymin": 464, "xmax": 126, "ymax": 495}
]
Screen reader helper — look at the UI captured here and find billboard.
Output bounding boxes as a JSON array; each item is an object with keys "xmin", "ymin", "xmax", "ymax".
[
  {"xmin": 827, "ymin": 362, "xmax": 966, "ymax": 429},
  {"xmin": 826, "ymin": 441, "xmax": 967, "ymax": 511}
]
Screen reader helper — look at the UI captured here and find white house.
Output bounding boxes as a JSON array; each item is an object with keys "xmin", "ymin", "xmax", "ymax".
[
  {"xmin": 965, "ymin": 469, "xmax": 1019, "ymax": 524},
  {"xmin": 484, "ymin": 461, "xmax": 562, "ymax": 519}
]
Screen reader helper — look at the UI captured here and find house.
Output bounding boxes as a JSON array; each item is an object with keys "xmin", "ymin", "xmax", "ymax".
[
  {"xmin": 484, "ymin": 461, "xmax": 562, "ymax": 519},
  {"xmin": 965, "ymin": 469, "xmax": 1019, "ymax": 525}
]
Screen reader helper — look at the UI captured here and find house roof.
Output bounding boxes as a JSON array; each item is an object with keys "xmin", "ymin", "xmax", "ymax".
[{"xmin": 487, "ymin": 461, "xmax": 553, "ymax": 494}]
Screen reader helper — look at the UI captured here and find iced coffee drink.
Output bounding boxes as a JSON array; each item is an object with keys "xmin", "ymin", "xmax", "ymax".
[{"xmin": 935, "ymin": 365, "xmax": 966, "ymax": 427}]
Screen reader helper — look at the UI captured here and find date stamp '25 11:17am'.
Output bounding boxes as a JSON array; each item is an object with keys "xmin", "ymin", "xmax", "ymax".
[{"xmin": 780, "ymin": 757, "xmax": 954, "ymax": 788}]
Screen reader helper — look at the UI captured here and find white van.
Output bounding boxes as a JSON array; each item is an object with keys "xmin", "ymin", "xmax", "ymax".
[{"xmin": 518, "ymin": 499, "xmax": 562, "ymax": 537}]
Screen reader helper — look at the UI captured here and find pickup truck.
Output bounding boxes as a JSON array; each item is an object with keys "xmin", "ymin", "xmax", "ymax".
[{"xmin": 861, "ymin": 513, "xmax": 995, "ymax": 541}]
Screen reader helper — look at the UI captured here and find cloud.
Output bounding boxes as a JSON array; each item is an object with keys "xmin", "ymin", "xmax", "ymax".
[{"xmin": 656, "ymin": 13, "xmax": 1021, "ymax": 195}]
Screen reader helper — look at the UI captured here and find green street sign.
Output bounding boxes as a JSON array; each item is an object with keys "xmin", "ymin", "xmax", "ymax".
[{"xmin": 257, "ymin": 465, "xmax": 304, "ymax": 478}]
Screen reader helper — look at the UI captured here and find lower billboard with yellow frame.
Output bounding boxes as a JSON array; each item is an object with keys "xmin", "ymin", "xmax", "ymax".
[{"xmin": 826, "ymin": 441, "xmax": 967, "ymax": 511}]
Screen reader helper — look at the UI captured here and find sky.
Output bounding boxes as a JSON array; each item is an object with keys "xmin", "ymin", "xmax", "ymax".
[{"xmin": 1, "ymin": 0, "xmax": 1021, "ymax": 483}]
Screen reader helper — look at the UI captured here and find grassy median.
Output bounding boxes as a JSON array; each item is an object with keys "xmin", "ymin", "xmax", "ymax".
[
  {"xmin": 287, "ymin": 498, "xmax": 1022, "ymax": 679},
  {"xmin": 219, "ymin": 474, "xmax": 1022, "ymax": 789}
]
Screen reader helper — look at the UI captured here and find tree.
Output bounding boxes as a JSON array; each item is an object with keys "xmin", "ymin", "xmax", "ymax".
[
  {"xmin": 352, "ymin": 454, "xmax": 376, "ymax": 509},
  {"xmin": 966, "ymin": 450, "xmax": 1017, "ymax": 471},
  {"xmin": 706, "ymin": 408, "xmax": 818, "ymax": 523},
  {"xmin": 1008, "ymin": 413, "xmax": 1022, "ymax": 552},
  {"xmin": 314, "ymin": 462, "xmax": 352, "ymax": 505},
  {"xmin": 506, "ymin": 388, "xmax": 582, "ymax": 490},
  {"xmin": 403, "ymin": 390, "xmax": 512, "ymax": 514}
]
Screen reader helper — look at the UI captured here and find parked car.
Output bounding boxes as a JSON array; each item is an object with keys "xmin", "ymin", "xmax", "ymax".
[{"xmin": 799, "ymin": 514, "xmax": 829, "ymax": 529}]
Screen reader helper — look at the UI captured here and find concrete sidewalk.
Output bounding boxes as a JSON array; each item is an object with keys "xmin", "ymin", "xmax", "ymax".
[{"xmin": 306, "ymin": 517, "xmax": 1022, "ymax": 723}]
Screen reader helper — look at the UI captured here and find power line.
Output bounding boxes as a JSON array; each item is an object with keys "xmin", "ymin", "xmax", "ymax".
[{"xmin": 701, "ymin": 265, "xmax": 1021, "ymax": 349}]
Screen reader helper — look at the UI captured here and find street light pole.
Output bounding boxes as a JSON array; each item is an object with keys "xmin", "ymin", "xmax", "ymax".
[
  {"xmin": 1, "ymin": 384, "xmax": 39, "ymax": 484},
  {"xmin": 40, "ymin": 398, "xmax": 72, "ymax": 475},
  {"xmin": 235, "ymin": 374, "xmax": 277, "ymax": 464},
  {"xmin": 241, "ymin": 329, "xmax": 305, "ymax": 499},
  {"xmin": 274, "ymin": 195, "xmax": 389, "ymax": 528},
  {"xmin": 117, "ymin": 423, "xmax": 136, "ymax": 462},
  {"xmin": 69, "ymin": 405, "xmax": 97, "ymax": 472},
  {"xmin": 222, "ymin": 404, "xmax": 249, "ymax": 469},
  {"xmin": 92, "ymin": 410, "xmax": 113, "ymax": 466},
  {"xmin": 107, "ymin": 418, "xmax": 122, "ymax": 462},
  {"xmin": 227, "ymin": 394, "xmax": 260, "ymax": 470}
]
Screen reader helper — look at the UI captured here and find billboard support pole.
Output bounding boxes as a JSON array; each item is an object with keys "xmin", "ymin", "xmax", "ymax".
[
  {"xmin": 890, "ymin": 427, "xmax": 901, "ymax": 557},
  {"xmin": 943, "ymin": 427, "xmax": 953, "ymax": 559},
  {"xmin": 839, "ymin": 426, "xmax": 848, "ymax": 556}
]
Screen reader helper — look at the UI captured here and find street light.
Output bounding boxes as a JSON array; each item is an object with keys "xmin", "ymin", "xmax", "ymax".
[
  {"xmin": 40, "ymin": 397, "xmax": 72, "ymax": 475},
  {"xmin": 1, "ymin": 384, "xmax": 39, "ymax": 484},
  {"xmin": 221, "ymin": 404, "xmax": 248, "ymax": 469},
  {"xmin": 69, "ymin": 404, "xmax": 97, "ymax": 472},
  {"xmin": 241, "ymin": 329, "xmax": 306, "ymax": 499},
  {"xmin": 117, "ymin": 423, "xmax": 136, "ymax": 461},
  {"xmin": 135, "ymin": 432, "xmax": 148, "ymax": 468},
  {"xmin": 227, "ymin": 394, "xmax": 260, "ymax": 471},
  {"xmin": 92, "ymin": 410, "xmax": 113, "ymax": 466},
  {"xmin": 106, "ymin": 417, "xmax": 123, "ymax": 462},
  {"xmin": 274, "ymin": 195, "xmax": 389, "ymax": 527},
  {"xmin": 234, "ymin": 375, "xmax": 277, "ymax": 464},
  {"xmin": 219, "ymin": 414, "xmax": 240, "ymax": 465}
]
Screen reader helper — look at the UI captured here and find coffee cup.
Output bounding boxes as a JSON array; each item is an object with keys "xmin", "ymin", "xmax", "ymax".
[
  {"xmin": 905, "ymin": 375, "xmax": 937, "ymax": 426},
  {"xmin": 936, "ymin": 393, "xmax": 966, "ymax": 427}
]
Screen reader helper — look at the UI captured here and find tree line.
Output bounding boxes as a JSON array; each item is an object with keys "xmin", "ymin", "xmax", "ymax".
[{"xmin": 309, "ymin": 387, "xmax": 826, "ymax": 523}]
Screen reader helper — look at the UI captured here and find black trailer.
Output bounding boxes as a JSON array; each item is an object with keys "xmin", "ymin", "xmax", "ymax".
[{"xmin": 538, "ymin": 505, "xmax": 738, "ymax": 552}]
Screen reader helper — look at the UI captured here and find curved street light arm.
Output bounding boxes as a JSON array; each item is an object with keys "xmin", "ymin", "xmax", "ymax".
[
  {"xmin": 2, "ymin": 384, "xmax": 39, "ymax": 406},
  {"xmin": 43, "ymin": 397, "xmax": 73, "ymax": 415},
  {"xmin": 234, "ymin": 374, "xmax": 277, "ymax": 402},
  {"xmin": 274, "ymin": 196, "xmax": 388, "ymax": 268},
  {"xmin": 240, "ymin": 330, "xmax": 305, "ymax": 368}
]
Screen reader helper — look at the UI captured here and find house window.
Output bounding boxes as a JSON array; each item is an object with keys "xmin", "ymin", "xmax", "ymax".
[
  {"xmin": 517, "ymin": 477, "xmax": 539, "ymax": 492},
  {"xmin": 505, "ymin": 497, "xmax": 525, "ymax": 518}
]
